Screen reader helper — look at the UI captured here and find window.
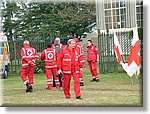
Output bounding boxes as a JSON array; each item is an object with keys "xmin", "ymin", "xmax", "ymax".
[
  {"xmin": 120, "ymin": 8, "xmax": 126, "ymax": 14},
  {"xmin": 104, "ymin": 3, "xmax": 111, "ymax": 9},
  {"xmin": 105, "ymin": 16, "xmax": 111, "ymax": 23},
  {"xmin": 105, "ymin": 10, "xmax": 111, "ymax": 16},
  {"xmin": 136, "ymin": 1, "xmax": 143, "ymax": 27},
  {"xmin": 104, "ymin": 0, "xmax": 127, "ymax": 29},
  {"xmin": 120, "ymin": 1, "xmax": 125, "ymax": 7}
]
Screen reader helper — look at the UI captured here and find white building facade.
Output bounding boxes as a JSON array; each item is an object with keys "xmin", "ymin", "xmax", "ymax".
[{"xmin": 96, "ymin": 0, "xmax": 143, "ymax": 32}]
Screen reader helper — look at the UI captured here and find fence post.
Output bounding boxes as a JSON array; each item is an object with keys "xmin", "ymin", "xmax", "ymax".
[
  {"xmin": 98, "ymin": 29, "xmax": 101, "ymax": 73},
  {"xmin": 106, "ymin": 29, "xmax": 110, "ymax": 73},
  {"xmin": 13, "ymin": 35, "xmax": 17, "ymax": 72}
]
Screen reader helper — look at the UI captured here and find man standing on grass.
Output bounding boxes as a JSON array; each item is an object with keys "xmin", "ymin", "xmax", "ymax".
[
  {"xmin": 20, "ymin": 40, "xmax": 39, "ymax": 92},
  {"xmin": 73, "ymin": 37, "xmax": 85, "ymax": 86},
  {"xmin": 40, "ymin": 43, "xmax": 60, "ymax": 90},
  {"xmin": 57, "ymin": 39, "xmax": 82, "ymax": 99},
  {"xmin": 52, "ymin": 38, "xmax": 64, "ymax": 88},
  {"xmin": 87, "ymin": 40, "xmax": 100, "ymax": 82}
]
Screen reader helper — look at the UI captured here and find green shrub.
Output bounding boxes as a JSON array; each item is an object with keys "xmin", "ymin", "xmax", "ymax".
[{"xmin": 34, "ymin": 59, "xmax": 45, "ymax": 74}]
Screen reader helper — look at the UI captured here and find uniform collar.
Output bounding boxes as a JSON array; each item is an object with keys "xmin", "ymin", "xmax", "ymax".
[
  {"xmin": 66, "ymin": 46, "xmax": 74, "ymax": 51},
  {"xmin": 24, "ymin": 45, "xmax": 30, "ymax": 48}
]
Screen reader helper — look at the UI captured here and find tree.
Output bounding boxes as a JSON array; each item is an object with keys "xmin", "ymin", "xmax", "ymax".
[{"xmin": 2, "ymin": 1, "xmax": 96, "ymax": 40}]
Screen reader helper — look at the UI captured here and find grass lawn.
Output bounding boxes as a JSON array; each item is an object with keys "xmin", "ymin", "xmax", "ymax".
[{"xmin": 1, "ymin": 68, "xmax": 142, "ymax": 107}]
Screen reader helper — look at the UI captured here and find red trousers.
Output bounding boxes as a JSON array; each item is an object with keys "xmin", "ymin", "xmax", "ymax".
[
  {"xmin": 88, "ymin": 61, "xmax": 99, "ymax": 79},
  {"xmin": 21, "ymin": 66, "xmax": 34, "ymax": 85},
  {"xmin": 46, "ymin": 68, "xmax": 60, "ymax": 89},
  {"xmin": 63, "ymin": 69, "xmax": 81, "ymax": 98}
]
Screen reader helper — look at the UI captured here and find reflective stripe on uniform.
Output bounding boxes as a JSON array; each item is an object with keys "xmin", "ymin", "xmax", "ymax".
[
  {"xmin": 45, "ymin": 60, "xmax": 55, "ymax": 62},
  {"xmin": 62, "ymin": 58, "xmax": 71, "ymax": 61},
  {"xmin": 63, "ymin": 71, "xmax": 71, "ymax": 74},
  {"xmin": 45, "ymin": 65, "xmax": 57, "ymax": 68},
  {"xmin": 22, "ymin": 56, "xmax": 36, "ymax": 58},
  {"xmin": 47, "ymin": 82, "xmax": 52, "ymax": 84},
  {"xmin": 80, "ymin": 60, "xmax": 84, "ymax": 63},
  {"xmin": 76, "ymin": 71, "xmax": 80, "ymax": 73},
  {"xmin": 22, "ymin": 63, "xmax": 29, "ymax": 66},
  {"xmin": 64, "ymin": 54, "xmax": 69, "ymax": 56},
  {"xmin": 47, "ymin": 79, "xmax": 52, "ymax": 81}
]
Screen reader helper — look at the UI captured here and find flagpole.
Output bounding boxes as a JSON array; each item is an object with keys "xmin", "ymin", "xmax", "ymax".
[{"xmin": 130, "ymin": 76, "xmax": 134, "ymax": 85}]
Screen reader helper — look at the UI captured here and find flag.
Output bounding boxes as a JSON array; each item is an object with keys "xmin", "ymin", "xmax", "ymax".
[
  {"xmin": 114, "ymin": 31, "xmax": 123, "ymax": 63},
  {"xmin": 121, "ymin": 28, "xmax": 141, "ymax": 77}
]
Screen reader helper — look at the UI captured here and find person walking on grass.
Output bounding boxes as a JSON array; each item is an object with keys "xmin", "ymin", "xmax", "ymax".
[
  {"xmin": 20, "ymin": 40, "xmax": 39, "ymax": 92},
  {"xmin": 74, "ymin": 37, "xmax": 85, "ymax": 86},
  {"xmin": 40, "ymin": 43, "xmax": 60, "ymax": 90},
  {"xmin": 57, "ymin": 39, "xmax": 83, "ymax": 99}
]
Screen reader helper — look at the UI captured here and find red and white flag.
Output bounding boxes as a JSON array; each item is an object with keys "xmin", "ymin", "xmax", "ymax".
[
  {"xmin": 121, "ymin": 28, "xmax": 141, "ymax": 77},
  {"xmin": 114, "ymin": 31, "xmax": 123, "ymax": 63}
]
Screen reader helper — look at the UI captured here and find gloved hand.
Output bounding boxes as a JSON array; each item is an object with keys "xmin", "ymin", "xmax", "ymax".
[{"xmin": 58, "ymin": 69, "xmax": 62, "ymax": 74}]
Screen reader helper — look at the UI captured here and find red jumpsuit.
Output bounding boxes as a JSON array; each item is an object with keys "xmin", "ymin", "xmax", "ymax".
[
  {"xmin": 58, "ymin": 46, "xmax": 81, "ymax": 98},
  {"xmin": 87, "ymin": 44, "xmax": 100, "ymax": 80},
  {"xmin": 74, "ymin": 41, "xmax": 85, "ymax": 84},
  {"xmin": 20, "ymin": 45, "xmax": 39, "ymax": 87},
  {"xmin": 40, "ymin": 47, "xmax": 60, "ymax": 89}
]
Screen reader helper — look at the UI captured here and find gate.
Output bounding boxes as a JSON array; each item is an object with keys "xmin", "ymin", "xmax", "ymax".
[{"xmin": 98, "ymin": 29, "xmax": 132, "ymax": 73}]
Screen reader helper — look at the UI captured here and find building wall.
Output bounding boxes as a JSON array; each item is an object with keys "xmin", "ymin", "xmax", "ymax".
[{"xmin": 96, "ymin": 0, "xmax": 143, "ymax": 31}]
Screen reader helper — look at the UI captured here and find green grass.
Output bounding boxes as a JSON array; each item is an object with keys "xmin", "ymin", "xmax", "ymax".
[{"xmin": 2, "ymin": 68, "xmax": 142, "ymax": 107}]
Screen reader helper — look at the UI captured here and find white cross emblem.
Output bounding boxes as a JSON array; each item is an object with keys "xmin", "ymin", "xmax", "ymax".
[
  {"xmin": 27, "ymin": 50, "xmax": 33, "ymax": 56},
  {"xmin": 47, "ymin": 53, "xmax": 53, "ymax": 59}
]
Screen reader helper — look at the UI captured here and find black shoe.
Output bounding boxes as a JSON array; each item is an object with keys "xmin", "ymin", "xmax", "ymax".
[
  {"xmin": 76, "ymin": 96, "xmax": 82, "ymax": 100},
  {"xmin": 26, "ymin": 83, "xmax": 33, "ymax": 93},
  {"xmin": 80, "ymin": 82, "xmax": 84, "ymax": 86},
  {"xmin": 90, "ymin": 78, "xmax": 96, "ymax": 82},
  {"xmin": 96, "ymin": 79, "xmax": 100, "ymax": 82}
]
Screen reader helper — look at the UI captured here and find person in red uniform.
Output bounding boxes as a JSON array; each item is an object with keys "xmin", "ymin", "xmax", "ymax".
[
  {"xmin": 52, "ymin": 37, "xmax": 64, "ymax": 88},
  {"xmin": 40, "ymin": 43, "xmax": 60, "ymax": 90},
  {"xmin": 52, "ymin": 37, "xmax": 64, "ymax": 49},
  {"xmin": 73, "ymin": 37, "xmax": 85, "ymax": 86},
  {"xmin": 58, "ymin": 39, "xmax": 82, "ymax": 99},
  {"xmin": 20, "ymin": 40, "xmax": 39, "ymax": 92},
  {"xmin": 87, "ymin": 40, "xmax": 100, "ymax": 82}
]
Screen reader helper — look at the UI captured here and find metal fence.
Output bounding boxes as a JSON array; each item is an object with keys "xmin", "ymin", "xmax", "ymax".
[
  {"xmin": 8, "ymin": 34, "xmax": 69, "ymax": 73},
  {"xmin": 98, "ymin": 29, "xmax": 141, "ymax": 73},
  {"xmin": 8, "ymin": 30, "xmax": 143, "ymax": 74}
]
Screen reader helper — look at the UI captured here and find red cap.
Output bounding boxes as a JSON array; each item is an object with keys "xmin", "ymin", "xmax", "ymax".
[{"xmin": 73, "ymin": 38, "xmax": 79, "ymax": 42}]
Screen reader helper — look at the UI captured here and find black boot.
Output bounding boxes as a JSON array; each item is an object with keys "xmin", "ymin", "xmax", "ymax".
[
  {"xmin": 90, "ymin": 78, "xmax": 96, "ymax": 82},
  {"xmin": 26, "ymin": 83, "xmax": 33, "ymax": 93},
  {"xmin": 80, "ymin": 82, "xmax": 84, "ymax": 86},
  {"xmin": 76, "ymin": 96, "xmax": 82, "ymax": 100}
]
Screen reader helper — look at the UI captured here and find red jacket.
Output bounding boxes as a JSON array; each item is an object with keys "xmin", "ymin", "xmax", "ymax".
[
  {"xmin": 58, "ymin": 46, "xmax": 81, "ymax": 74},
  {"xmin": 40, "ymin": 48, "xmax": 58, "ymax": 68},
  {"xmin": 21, "ymin": 46, "xmax": 39, "ymax": 68},
  {"xmin": 75, "ymin": 43, "xmax": 85, "ymax": 67},
  {"xmin": 87, "ymin": 44, "xmax": 99, "ymax": 62}
]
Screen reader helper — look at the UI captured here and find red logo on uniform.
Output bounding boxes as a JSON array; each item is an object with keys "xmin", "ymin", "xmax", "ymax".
[
  {"xmin": 47, "ymin": 53, "xmax": 53, "ymax": 59},
  {"xmin": 27, "ymin": 50, "xmax": 33, "ymax": 56}
]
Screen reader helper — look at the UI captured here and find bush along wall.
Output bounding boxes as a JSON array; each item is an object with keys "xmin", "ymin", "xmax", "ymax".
[{"xmin": 34, "ymin": 59, "xmax": 45, "ymax": 74}]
